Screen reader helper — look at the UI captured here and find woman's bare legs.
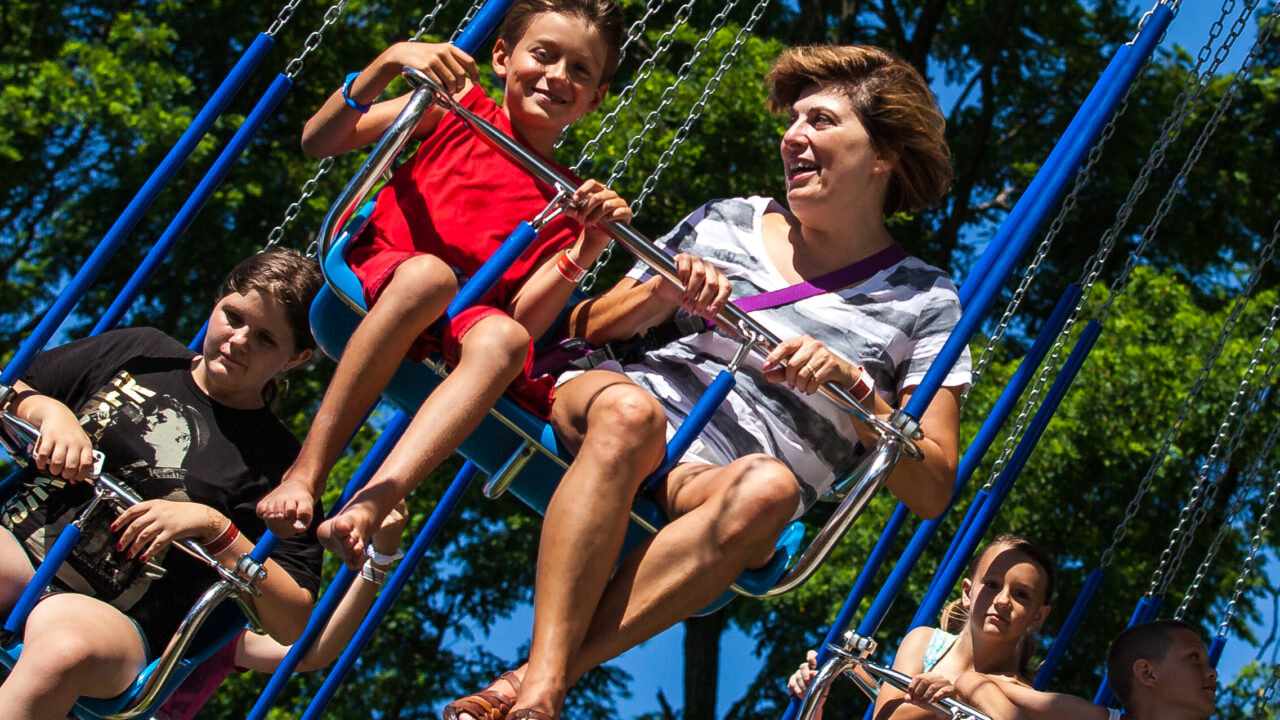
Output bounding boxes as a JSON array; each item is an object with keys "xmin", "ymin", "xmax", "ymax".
[
  {"xmin": 462, "ymin": 371, "xmax": 800, "ymax": 719},
  {"xmin": 0, "ymin": 534, "xmax": 147, "ymax": 720},
  {"xmin": 319, "ymin": 312, "xmax": 533, "ymax": 567},
  {"xmin": 258, "ymin": 254, "xmax": 458, "ymax": 536}
]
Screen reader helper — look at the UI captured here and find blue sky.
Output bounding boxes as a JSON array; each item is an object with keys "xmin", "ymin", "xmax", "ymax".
[{"xmin": 456, "ymin": 2, "xmax": 1276, "ymax": 718}]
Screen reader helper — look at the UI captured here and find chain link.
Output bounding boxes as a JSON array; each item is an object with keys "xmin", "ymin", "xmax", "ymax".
[
  {"xmin": 1214, "ymin": 457, "xmax": 1280, "ymax": 636},
  {"xmin": 619, "ymin": 0, "xmax": 669, "ymax": 60},
  {"xmin": 1146, "ymin": 299, "xmax": 1280, "ymax": 598},
  {"xmin": 261, "ymin": 156, "xmax": 333, "ymax": 254},
  {"xmin": 449, "ymin": 0, "xmax": 483, "ymax": 44},
  {"xmin": 1101, "ymin": 218, "xmax": 1280, "ymax": 567},
  {"xmin": 412, "ymin": 0, "xmax": 465, "ymax": 41},
  {"xmin": 579, "ymin": 0, "xmax": 768, "ymax": 290},
  {"xmin": 1097, "ymin": 1, "xmax": 1275, "ymax": 324},
  {"xmin": 266, "ymin": 0, "xmax": 305, "ymax": 37},
  {"xmin": 1257, "ymin": 660, "xmax": 1280, "ymax": 718},
  {"xmin": 285, "ymin": 2, "xmax": 348, "ymax": 80},
  {"xmin": 1166, "ymin": 340, "xmax": 1280, "ymax": 607},
  {"xmin": 979, "ymin": 0, "xmax": 1266, "ymax": 492},
  {"xmin": 569, "ymin": 0, "xmax": 699, "ymax": 173}
]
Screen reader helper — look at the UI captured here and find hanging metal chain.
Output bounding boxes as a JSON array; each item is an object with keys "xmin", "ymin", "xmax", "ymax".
[
  {"xmin": 570, "ymin": 0, "xmax": 699, "ymax": 171},
  {"xmin": 1256, "ymin": 660, "xmax": 1280, "ymax": 718},
  {"xmin": 1213, "ymin": 459, "xmax": 1280, "ymax": 636},
  {"xmin": 1146, "ymin": 299, "xmax": 1280, "ymax": 598},
  {"xmin": 1166, "ymin": 340, "xmax": 1280, "ymax": 605},
  {"xmin": 978, "ymin": 0, "xmax": 1266, "ymax": 492},
  {"xmin": 266, "ymin": 0, "xmax": 305, "ymax": 37},
  {"xmin": 965, "ymin": 0, "xmax": 1250, "ymax": 397},
  {"xmin": 412, "ymin": 0, "xmax": 466, "ymax": 41},
  {"xmin": 579, "ymin": 0, "xmax": 768, "ymax": 291},
  {"xmin": 619, "ymin": 0, "xmax": 669, "ymax": 60},
  {"xmin": 1101, "ymin": 220, "xmax": 1280, "ymax": 568},
  {"xmin": 630, "ymin": 0, "xmax": 770, "ymax": 216},
  {"xmin": 261, "ymin": 156, "xmax": 332, "ymax": 254},
  {"xmin": 603, "ymin": 0, "xmax": 743, "ymax": 190},
  {"xmin": 284, "ymin": 2, "xmax": 348, "ymax": 80},
  {"xmin": 1097, "ymin": 1, "xmax": 1277, "ymax": 324},
  {"xmin": 449, "ymin": 0, "xmax": 484, "ymax": 44},
  {"xmin": 1174, "ymin": 355, "xmax": 1280, "ymax": 619}
]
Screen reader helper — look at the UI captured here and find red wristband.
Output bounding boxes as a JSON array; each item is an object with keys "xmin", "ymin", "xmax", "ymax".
[
  {"xmin": 556, "ymin": 250, "xmax": 586, "ymax": 283},
  {"xmin": 203, "ymin": 520, "xmax": 240, "ymax": 556},
  {"xmin": 850, "ymin": 365, "xmax": 875, "ymax": 404}
]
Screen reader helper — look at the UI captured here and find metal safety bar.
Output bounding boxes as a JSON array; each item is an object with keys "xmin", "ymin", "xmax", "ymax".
[{"xmin": 797, "ymin": 632, "xmax": 992, "ymax": 720}]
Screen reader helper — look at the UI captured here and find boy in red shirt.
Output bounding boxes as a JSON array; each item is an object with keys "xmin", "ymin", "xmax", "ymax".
[{"xmin": 258, "ymin": 0, "xmax": 629, "ymax": 568}]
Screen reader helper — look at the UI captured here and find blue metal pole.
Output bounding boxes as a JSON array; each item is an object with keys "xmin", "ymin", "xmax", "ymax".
[
  {"xmin": 454, "ymin": 0, "xmax": 517, "ymax": 54},
  {"xmin": 858, "ymin": 288, "xmax": 1081, "ymax": 637},
  {"xmin": 1035, "ymin": 566, "xmax": 1106, "ymax": 689},
  {"xmin": 4, "ymin": 524, "xmax": 82, "ymax": 633},
  {"xmin": 914, "ymin": 321, "xmax": 1103, "ymax": 634},
  {"xmin": 300, "ymin": 462, "xmax": 483, "ymax": 720},
  {"xmin": 641, "ymin": 370, "xmax": 737, "ymax": 492},
  {"xmin": 446, "ymin": 222, "xmax": 539, "ymax": 319},
  {"xmin": 901, "ymin": 4, "xmax": 1172, "ymax": 423},
  {"xmin": 921, "ymin": 285, "xmax": 1082, "ymax": 610},
  {"xmin": 1, "ymin": 33, "xmax": 276, "ymax": 383},
  {"xmin": 1208, "ymin": 634, "xmax": 1226, "ymax": 668},
  {"xmin": 957, "ymin": 46, "xmax": 1130, "ymax": 303},
  {"xmin": 93, "ymin": 73, "xmax": 295, "ymax": 335}
]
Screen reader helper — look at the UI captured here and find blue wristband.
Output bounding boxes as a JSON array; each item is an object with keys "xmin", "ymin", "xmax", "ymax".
[{"xmin": 343, "ymin": 72, "xmax": 372, "ymax": 114}]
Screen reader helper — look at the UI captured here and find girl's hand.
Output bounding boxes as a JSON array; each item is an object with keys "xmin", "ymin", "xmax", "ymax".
[
  {"xmin": 787, "ymin": 649, "xmax": 821, "ymax": 698},
  {"xmin": 761, "ymin": 335, "xmax": 859, "ymax": 395},
  {"xmin": 387, "ymin": 41, "xmax": 479, "ymax": 96},
  {"xmin": 650, "ymin": 252, "xmax": 733, "ymax": 318},
  {"xmin": 31, "ymin": 412, "xmax": 96, "ymax": 482},
  {"xmin": 111, "ymin": 500, "xmax": 224, "ymax": 564},
  {"xmin": 566, "ymin": 179, "xmax": 633, "ymax": 252},
  {"xmin": 371, "ymin": 500, "xmax": 409, "ymax": 555},
  {"xmin": 905, "ymin": 671, "xmax": 957, "ymax": 707}
]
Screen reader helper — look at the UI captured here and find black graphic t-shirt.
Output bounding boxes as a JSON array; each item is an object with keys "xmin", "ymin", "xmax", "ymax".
[{"xmin": 4, "ymin": 327, "xmax": 323, "ymax": 651}]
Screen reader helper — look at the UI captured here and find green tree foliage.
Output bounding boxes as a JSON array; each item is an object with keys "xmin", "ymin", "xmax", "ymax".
[{"xmin": 2, "ymin": 1, "xmax": 1279, "ymax": 719}]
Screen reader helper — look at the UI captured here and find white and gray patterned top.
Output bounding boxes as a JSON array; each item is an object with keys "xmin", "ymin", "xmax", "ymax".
[{"xmin": 569, "ymin": 196, "xmax": 971, "ymax": 512}]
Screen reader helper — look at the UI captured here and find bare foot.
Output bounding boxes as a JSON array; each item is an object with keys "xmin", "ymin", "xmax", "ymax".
[
  {"xmin": 257, "ymin": 477, "xmax": 320, "ymax": 537},
  {"xmin": 318, "ymin": 501, "xmax": 380, "ymax": 569}
]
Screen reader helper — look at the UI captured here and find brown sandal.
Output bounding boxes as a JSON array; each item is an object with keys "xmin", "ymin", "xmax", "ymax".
[
  {"xmin": 442, "ymin": 671, "xmax": 522, "ymax": 720},
  {"xmin": 508, "ymin": 710, "xmax": 555, "ymax": 720}
]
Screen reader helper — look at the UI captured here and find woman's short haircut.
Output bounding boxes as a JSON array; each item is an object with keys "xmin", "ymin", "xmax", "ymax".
[
  {"xmin": 500, "ymin": 0, "xmax": 625, "ymax": 84},
  {"xmin": 219, "ymin": 247, "xmax": 323, "ymax": 353},
  {"xmin": 766, "ymin": 45, "xmax": 952, "ymax": 217}
]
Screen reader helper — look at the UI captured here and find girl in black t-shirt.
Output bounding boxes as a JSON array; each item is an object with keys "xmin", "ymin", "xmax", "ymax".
[{"xmin": 0, "ymin": 248, "xmax": 324, "ymax": 720}]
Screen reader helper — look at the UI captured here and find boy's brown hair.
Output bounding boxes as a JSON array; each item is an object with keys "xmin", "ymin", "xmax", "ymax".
[
  {"xmin": 1105, "ymin": 619, "xmax": 1200, "ymax": 708},
  {"xmin": 500, "ymin": 0, "xmax": 625, "ymax": 83},
  {"xmin": 765, "ymin": 45, "xmax": 952, "ymax": 217}
]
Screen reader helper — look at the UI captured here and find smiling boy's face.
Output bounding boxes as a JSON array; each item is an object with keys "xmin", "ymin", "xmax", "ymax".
[{"xmin": 492, "ymin": 11, "xmax": 609, "ymax": 148}]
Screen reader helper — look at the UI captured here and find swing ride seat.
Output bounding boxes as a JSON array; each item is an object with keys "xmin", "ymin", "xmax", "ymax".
[{"xmin": 310, "ymin": 207, "xmax": 805, "ymax": 614}]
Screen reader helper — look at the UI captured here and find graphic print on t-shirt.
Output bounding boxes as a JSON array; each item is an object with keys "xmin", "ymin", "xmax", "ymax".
[{"xmin": 3, "ymin": 369, "xmax": 209, "ymax": 608}]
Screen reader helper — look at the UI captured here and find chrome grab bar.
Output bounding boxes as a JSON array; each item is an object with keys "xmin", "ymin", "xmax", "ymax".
[{"xmin": 797, "ymin": 632, "xmax": 993, "ymax": 720}]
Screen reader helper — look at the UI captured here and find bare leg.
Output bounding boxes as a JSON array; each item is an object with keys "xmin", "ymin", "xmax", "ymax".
[
  {"xmin": 318, "ymin": 313, "xmax": 533, "ymax": 568},
  {"xmin": 506, "ymin": 375, "xmax": 800, "ymax": 718},
  {"xmin": 0, "ymin": 593, "xmax": 148, "ymax": 720},
  {"xmin": 0, "ymin": 529, "xmax": 36, "ymax": 613},
  {"xmin": 258, "ymin": 255, "xmax": 458, "ymax": 536}
]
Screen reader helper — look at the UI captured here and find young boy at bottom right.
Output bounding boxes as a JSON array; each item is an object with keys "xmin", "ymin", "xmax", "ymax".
[{"xmin": 1104, "ymin": 619, "xmax": 1218, "ymax": 720}]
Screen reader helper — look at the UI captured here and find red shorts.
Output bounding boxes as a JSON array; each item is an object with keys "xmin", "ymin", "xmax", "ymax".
[{"xmin": 364, "ymin": 253, "xmax": 556, "ymax": 420}]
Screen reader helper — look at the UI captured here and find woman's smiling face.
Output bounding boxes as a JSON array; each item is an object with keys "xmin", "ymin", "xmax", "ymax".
[{"xmin": 780, "ymin": 83, "xmax": 892, "ymax": 214}]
